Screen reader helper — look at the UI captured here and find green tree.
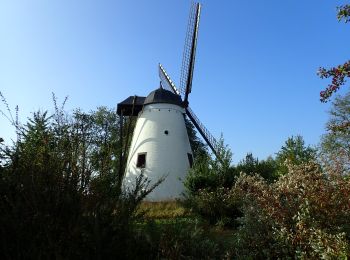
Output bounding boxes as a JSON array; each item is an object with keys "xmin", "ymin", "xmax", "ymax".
[
  {"xmin": 185, "ymin": 118, "xmax": 208, "ymax": 158},
  {"xmin": 185, "ymin": 135, "xmax": 233, "ymax": 193},
  {"xmin": 236, "ymin": 153, "xmax": 278, "ymax": 182},
  {"xmin": 320, "ymin": 92, "xmax": 350, "ymax": 173},
  {"xmin": 275, "ymin": 135, "xmax": 317, "ymax": 176}
]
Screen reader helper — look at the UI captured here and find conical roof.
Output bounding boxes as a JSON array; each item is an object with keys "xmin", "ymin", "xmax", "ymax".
[{"xmin": 144, "ymin": 87, "xmax": 183, "ymax": 106}]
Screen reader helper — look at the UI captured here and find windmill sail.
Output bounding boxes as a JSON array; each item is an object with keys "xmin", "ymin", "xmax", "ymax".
[
  {"xmin": 159, "ymin": 64, "xmax": 180, "ymax": 95},
  {"xmin": 180, "ymin": 2, "xmax": 201, "ymax": 106},
  {"xmin": 159, "ymin": 3, "xmax": 220, "ymax": 160}
]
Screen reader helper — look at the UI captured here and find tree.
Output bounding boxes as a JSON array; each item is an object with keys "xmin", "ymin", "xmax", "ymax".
[
  {"xmin": 320, "ymin": 92, "xmax": 350, "ymax": 173},
  {"xmin": 236, "ymin": 153, "xmax": 278, "ymax": 182},
  {"xmin": 275, "ymin": 135, "xmax": 317, "ymax": 176},
  {"xmin": 318, "ymin": 5, "xmax": 350, "ymax": 103},
  {"xmin": 185, "ymin": 118, "xmax": 208, "ymax": 158}
]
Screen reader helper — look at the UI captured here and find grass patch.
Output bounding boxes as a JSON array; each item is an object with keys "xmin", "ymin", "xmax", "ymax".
[
  {"xmin": 138, "ymin": 200, "xmax": 191, "ymax": 219},
  {"xmin": 134, "ymin": 200, "xmax": 237, "ymax": 258}
]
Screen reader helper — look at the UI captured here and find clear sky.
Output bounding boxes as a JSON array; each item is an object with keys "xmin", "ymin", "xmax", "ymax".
[{"xmin": 1, "ymin": 0, "xmax": 350, "ymax": 163}]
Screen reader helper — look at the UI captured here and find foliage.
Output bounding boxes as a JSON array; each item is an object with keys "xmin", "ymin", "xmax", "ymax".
[
  {"xmin": 318, "ymin": 5, "xmax": 350, "ymax": 103},
  {"xmin": 184, "ymin": 138, "xmax": 279, "ymax": 226},
  {"xmin": 1, "ymin": 93, "xmax": 238, "ymax": 258},
  {"xmin": 185, "ymin": 136, "xmax": 234, "ymax": 193},
  {"xmin": 236, "ymin": 153, "xmax": 278, "ymax": 182},
  {"xmin": 4, "ymin": 89, "xmax": 350, "ymax": 258},
  {"xmin": 338, "ymin": 5, "xmax": 350, "ymax": 23},
  {"xmin": 232, "ymin": 162, "xmax": 350, "ymax": 259},
  {"xmin": 185, "ymin": 118, "xmax": 208, "ymax": 158},
  {"xmin": 275, "ymin": 135, "xmax": 317, "ymax": 176},
  {"xmin": 139, "ymin": 201, "xmax": 189, "ymax": 219},
  {"xmin": 0, "ymin": 98, "xmax": 160, "ymax": 259},
  {"xmin": 318, "ymin": 62, "xmax": 350, "ymax": 102},
  {"xmin": 184, "ymin": 137, "xmax": 242, "ymax": 226},
  {"xmin": 134, "ymin": 218, "xmax": 232, "ymax": 259},
  {"xmin": 320, "ymin": 92, "xmax": 350, "ymax": 174},
  {"xmin": 185, "ymin": 187, "xmax": 241, "ymax": 227},
  {"xmin": 184, "ymin": 153, "xmax": 220, "ymax": 194}
]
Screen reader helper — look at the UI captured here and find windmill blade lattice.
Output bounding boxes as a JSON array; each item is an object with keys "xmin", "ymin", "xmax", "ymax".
[
  {"xmin": 159, "ymin": 64, "xmax": 180, "ymax": 95},
  {"xmin": 186, "ymin": 106, "xmax": 219, "ymax": 158},
  {"xmin": 180, "ymin": 2, "xmax": 201, "ymax": 103},
  {"xmin": 159, "ymin": 3, "xmax": 220, "ymax": 161}
]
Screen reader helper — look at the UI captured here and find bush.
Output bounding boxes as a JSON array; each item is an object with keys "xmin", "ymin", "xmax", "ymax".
[
  {"xmin": 232, "ymin": 162, "xmax": 350, "ymax": 258},
  {"xmin": 0, "ymin": 105, "xmax": 160, "ymax": 259},
  {"xmin": 135, "ymin": 219, "xmax": 221, "ymax": 259},
  {"xmin": 184, "ymin": 187, "xmax": 241, "ymax": 227},
  {"xmin": 184, "ymin": 138, "xmax": 242, "ymax": 226}
]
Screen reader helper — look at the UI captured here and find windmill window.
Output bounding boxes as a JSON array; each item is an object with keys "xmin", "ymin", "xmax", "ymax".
[
  {"xmin": 187, "ymin": 153, "xmax": 193, "ymax": 168},
  {"xmin": 136, "ymin": 153, "xmax": 147, "ymax": 168},
  {"xmin": 164, "ymin": 130, "xmax": 169, "ymax": 135}
]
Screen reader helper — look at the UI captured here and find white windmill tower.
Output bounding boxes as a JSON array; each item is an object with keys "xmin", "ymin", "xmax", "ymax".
[{"xmin": 117, "ymin": 2, "xmax": 219, "ymax": 201}]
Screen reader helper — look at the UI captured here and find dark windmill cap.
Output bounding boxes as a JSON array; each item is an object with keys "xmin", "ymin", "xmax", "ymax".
[{"xmin": 144, "ymin": 85, "xmax": 182, "ymax": 106}]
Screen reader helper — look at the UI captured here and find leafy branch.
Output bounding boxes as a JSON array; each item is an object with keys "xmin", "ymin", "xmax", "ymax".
[{"xmin": 318, "ymin": 5, "xmax": 350, "ymax": 103}]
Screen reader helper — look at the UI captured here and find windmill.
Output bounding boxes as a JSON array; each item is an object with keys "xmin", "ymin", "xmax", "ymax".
[{"xmin": 117, "ymin": 2, "xmax": 219, "ymax": 200}]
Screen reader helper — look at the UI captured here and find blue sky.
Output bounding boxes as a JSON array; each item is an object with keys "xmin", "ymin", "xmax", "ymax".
[{"xmin": 1, "ymin": 0, "xmax": 350, "ymax": 163}]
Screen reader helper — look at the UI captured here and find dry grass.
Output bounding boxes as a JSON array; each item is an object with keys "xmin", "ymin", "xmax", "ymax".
[{"xmin": 138, "ymin": 200, "xmax": 191, "ymax": 219}]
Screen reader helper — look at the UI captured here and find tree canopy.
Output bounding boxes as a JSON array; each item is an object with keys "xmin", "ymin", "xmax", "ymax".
[{"xmin": 321, "ymin": 92, "xmax": 350, "ymax": 173}]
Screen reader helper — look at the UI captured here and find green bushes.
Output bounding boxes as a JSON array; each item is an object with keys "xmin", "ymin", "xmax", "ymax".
[
  {"xmin": 136, "ymin": 219, "xmax": 221, "ymax": 259},
  {"xmin": 185, "ymin": 187, "xmax": 241, "ymax": 227},
  {"xmin": 0, "ymin": 105, "xmax": 159, "ymax": 259},
  {"xmin": 184, "ymin": 139, "xmax": 243, "ymax": 227},
  {"xmin": 184, "ymin": 133, "xmax": 350, "ymax": 258},
  {"xmin": 184, "ymin": 141, "xmax": 278, "ymax": 227}
]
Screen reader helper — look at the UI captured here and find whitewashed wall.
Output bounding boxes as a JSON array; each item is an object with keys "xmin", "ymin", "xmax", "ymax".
[{"xmin": 124, "ymin": 103, "xmax": 192, "ymax": 201}]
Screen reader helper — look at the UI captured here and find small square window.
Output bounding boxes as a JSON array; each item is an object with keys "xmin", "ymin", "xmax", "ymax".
[
  {"xmin": 136, "ymin": 153, "xmax": 146, "ymax": 168},
  {"xmin": 187, "ymin": 153, "xmax": 193, "ymax": 168}
]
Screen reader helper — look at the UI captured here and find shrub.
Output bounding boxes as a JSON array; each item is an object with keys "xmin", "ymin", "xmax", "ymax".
[
  {"xmin": 184, "ymin": 187, "xmax": 241, "ymax": 227},
  {"xmin": 232, "ymin": 162, "xmax": 350, "ymax": 258},
  {"xmin": 0, "ymin": 104, "xmax": 160, "ymax": 259},
  {"xmin": 184, "ymin": 138, "xmax": 242, "ymax": 226},
  {"xmin": 136, "ymin": 219, "xmax": 221, "ymax": 259}
]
